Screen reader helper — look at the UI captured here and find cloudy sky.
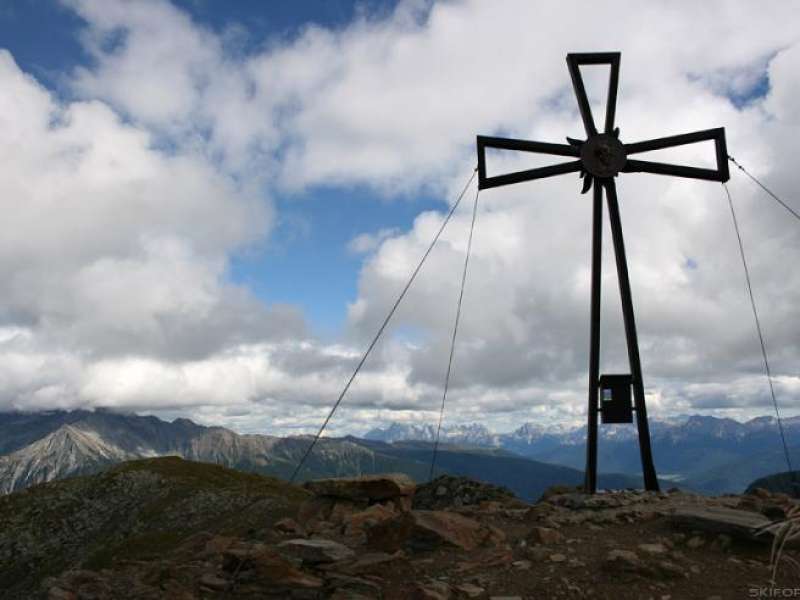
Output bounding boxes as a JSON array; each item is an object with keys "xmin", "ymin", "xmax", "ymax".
[{"xmin": 0, "ymin": 0, "xmax": 798, "ymax": 436}]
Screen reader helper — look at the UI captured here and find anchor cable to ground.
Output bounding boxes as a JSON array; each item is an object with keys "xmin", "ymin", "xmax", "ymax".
[
  {"xmin": 723, "ymin": 182, "xmax": 794, "ymax": 478},
  {"xmin": 429, "ymin": 187, "xmax": 481, "ymax": 481},
  {"xmin": 288, "ymin": 167, "xmax": 478, "ymax": 484},
  {"xmin": 728, "ymin": 155, "xmax": 800, "ymax": 224}
]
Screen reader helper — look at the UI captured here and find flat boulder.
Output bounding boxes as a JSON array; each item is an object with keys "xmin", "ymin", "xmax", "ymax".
[
  {"xmin": 305, "ymin": 474, "xmax": 416, "ymax": 503},
  {"xmin": 670, "ymin": 506, "xmax": 771, "ymax": 540},
  {"xmin": 367, "ymin": 509, "xmax": 491, "ymax": 552},
  {"xmin": 322, "ymin": 551, "xmax": 407, "ymax": 576},
  {"xmin": 603, "ymin": 549, "xmax": 649, "ymax": 575},
  {"xmin": 343, "ymin": 503, "xmax": 397, "ymax": 535},
  {"xmin": 277, "ymin": 538, "xmax": 356, "ymax": 564},
  {"xmin": 221, "ymin": 544, "xmax": 324, "ymax": 590}
]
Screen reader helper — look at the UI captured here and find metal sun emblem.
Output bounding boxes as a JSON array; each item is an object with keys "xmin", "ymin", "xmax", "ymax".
[{"xmin": 573, "ymin": 130, "xmax": 627, "ymax": 192}]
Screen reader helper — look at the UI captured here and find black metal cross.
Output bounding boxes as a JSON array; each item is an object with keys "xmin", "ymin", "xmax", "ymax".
[{"xmin": 476, "ymin": 52, "xmax": 730, "ymax": 494}]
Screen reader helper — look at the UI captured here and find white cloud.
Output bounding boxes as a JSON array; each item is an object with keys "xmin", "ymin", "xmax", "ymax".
[
  {"xmin": 0, "ymin": 0, "xmax": 798, "ymax": 434},
  {"xmin": 348, "ymin": 228, "xmax": 400, "ymax": 254}
]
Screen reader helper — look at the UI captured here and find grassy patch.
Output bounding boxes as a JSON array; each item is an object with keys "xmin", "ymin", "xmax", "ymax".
[{"xmin": 0, "ymin": 457, "xmax": 311, "ymax": 597}]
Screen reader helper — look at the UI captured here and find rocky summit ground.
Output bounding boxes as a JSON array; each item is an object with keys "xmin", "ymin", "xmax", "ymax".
[{"xmin": 1, "ymin": 457, "xmax": 798, "ymax": 599}]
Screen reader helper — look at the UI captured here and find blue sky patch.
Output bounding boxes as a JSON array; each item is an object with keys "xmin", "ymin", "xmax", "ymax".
[{"xmin": 228, "ymin": 183, "xmax": 443, "ymax": 335}]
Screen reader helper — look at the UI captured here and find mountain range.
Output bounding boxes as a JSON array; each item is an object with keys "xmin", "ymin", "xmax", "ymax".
[
  {"xmin": 1, "ymin": 409, "xmax": 796, "ymax": 500},
  {"xmin": 0, "ymin": 410, "xmax": 646, "ymax": 502},
  {"xmin": 366, "ymin": 415, "xmax": 800, "ymax": 493}
]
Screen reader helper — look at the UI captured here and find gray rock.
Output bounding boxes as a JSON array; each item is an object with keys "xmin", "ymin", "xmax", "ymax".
[
  {"xmin": 670, "ymin": 506, "xmax": 770, "ymax": 540},
  {"xmin": 454, "ymin": 583, "xmax": 484, "ymax": 598},
  {"xmin": 603, "ymin": 549, "xmax": 647, "ymax": 574},
  {"xmin": 304, "ymin": 474, "xmax": 416, "ymax": 502},
  {"xmin": 278, "ymin": 538, "xmax": 355, "ymax": 564},
  {"xmin": 637, "ymin": 542, "xmax": 668, "ymax": 555}
]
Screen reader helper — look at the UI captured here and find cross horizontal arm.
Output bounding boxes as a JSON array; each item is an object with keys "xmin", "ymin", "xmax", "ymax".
[
  {"xmin": 477, "ymin": 136, "xmax": 581, "ymax": 158},
  {"xmin": 622, "ymin": 160, "xmax": 725, "ymax": 182},
  {"xmin": 624, "ymin": 128, "xmax": 726, "ymax": 155},
  {"xmin": 622, "ymin": 127, "xmax": 730, "ymax": 182},
  {"xmin": 478, "ymin": 160, "xmax": 583, "ymax": 190},
  {"xmin": 477, "ymin": 135, "xmax": 582, "ymax": 190}
]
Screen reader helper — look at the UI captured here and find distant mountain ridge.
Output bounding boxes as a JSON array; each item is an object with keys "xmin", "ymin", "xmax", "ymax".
[
  {"xmin": 0, "ymin": 410, "xmax": 646, "ymax": 501},
  {"xmin": 0, "ymin": 410, "xmax": 396, "ymax": 494},
  {"xmin": 364, "ymin": 422, "xmax": 500, "ymax": 446},
  {"xmin": 367, "ymin": 415, "xmax": 800, "ymax": 493},
  {"xmin": 2, "ymin": 410, "xmax": 797, "ymax": 497}
]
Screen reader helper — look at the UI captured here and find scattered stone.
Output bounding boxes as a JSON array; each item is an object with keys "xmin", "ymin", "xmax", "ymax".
[
  {"xmin": 549, "ymin": 553, "xmax": 567, "ymax": 563},
  {"xmin": 502, "ymin": 508, "xmax": 528, "ymax": 520},
  {"xmin": 638, "ymin": 542, "xmax": 668, "ymax": 555},
  {"xmin": 327, "ymin": 573, "xmax": 383, "ymax": 597},
  {"xmin": 539, "ymin": 484, "xmax": 582, "ymax": 503},
  {"xmin": 222, "ymin": 545, "xmax": 324, "ymax": 590},
  {"xmin": 329, "ymin": 592, "xmax": 374, "ymax": 600},
  {"xmin": 656, "ymin": 560, "xmax": 686, "ymax": 579},
  {"xmin": 297, "ymin": 496, "xmax": 341, "ymax": 524},
  {"xmin": 198, "ymin": 574, "xmax": 228, "ymax": 591},
  {"xmin": 274, "ymin": 517, "xmax": 305, "ymax": 535},
  {"xmin": 485, "ymin": 525, "xmax": 507, "ymax": 546},
  {"xmin": 548, "ymin": 492, "xmax": 589, "ymax": 510},
  {"xmin": 343, "ymin": 502, "xmax": 396, "ymax": 535},
  {"xmin": 454, "ymin": 582, "xmax": 485, "ymax": 598},
  {"xmin": 414, "ymin": 580, "xmax": 451, "ymax": 600},
  {"xmin": 330, "ymin": 499, "xmax": 363, "ymax": 523},
  {"xmin": 367, "ymin": 510, "xmax": 492, "ymax": 552},
  {"xmin": 603, "ymin": 549, "xmax": 647, "ymax": 574},
  {"xmin": 527, "ymin": 546, "xmax": 550, "ymax": 561},
  {"xmin": 567, "ymin": 558, "xmax": 586, "ymax": 568},
  {"xmin": 686, "ymin": 536, "xmax": 705, "ymax": 549},
  {"xmin": 277, "ymin": 538, "xmax": 355, "ymax": 564},
  {"xmin": 528, "ymin": 526, "xmax": 562, "ymax": 545},
  {"xmin": 525, "ymin": 503, "xmax": 557, "ymax": 520},
  {"xmin": 512, "ymin": 559, "xmax": 531, "ymax": 570},
  {"xmin": 414, "ymin": 475, "xmax": 518, "ymax": 511},
  {"xmin": 750, "ymin": 487, "xmax": 771, "ymax": 499},
  {"xmin": 323, "ymin": 551, "xmax": 406, "ymax": 576}
]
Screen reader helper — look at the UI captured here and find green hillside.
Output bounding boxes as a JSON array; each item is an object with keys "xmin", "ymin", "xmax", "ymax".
[{"xmin": 0, "ymin": 457, "xmax": 309, "ymax": 598}]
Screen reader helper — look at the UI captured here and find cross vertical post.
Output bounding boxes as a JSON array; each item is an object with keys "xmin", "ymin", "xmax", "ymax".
[
  {"xmin": 476, "ymin": 51, "xmax": 730, "ymax": 493},
  {"xmin": 585, "ymin": 180, "xmax": 603, "ymax": 493},
  {"xmin": 605, "ymin": 179, "xmax": 659, "ymax": 491}
]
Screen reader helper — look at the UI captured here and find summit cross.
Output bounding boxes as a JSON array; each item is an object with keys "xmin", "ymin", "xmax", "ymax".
[{"xmin": 476, "ymin": 52, "xmax": 730, "ymax": 493}]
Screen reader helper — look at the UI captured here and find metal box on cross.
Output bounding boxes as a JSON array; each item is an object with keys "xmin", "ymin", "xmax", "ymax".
[{"xmin": 599, "ymin": 374, "xmax": 634, "ymax": 424}]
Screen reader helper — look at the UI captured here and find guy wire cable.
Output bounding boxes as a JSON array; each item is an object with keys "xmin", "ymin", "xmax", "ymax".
[
  {"xmin": 288, "ymin": 166, "xmax": 478, "ymax": 484},
  {"xmin": 723, "ymin": 182, "xmax": 794, "ymax": 479},
  {"xmin": 429, "ymin": 186, "xmax": 481, "ymax": 481},
  {"xmin": 728, "ymin": 155, "xmax": 800, "ymax": 224}
]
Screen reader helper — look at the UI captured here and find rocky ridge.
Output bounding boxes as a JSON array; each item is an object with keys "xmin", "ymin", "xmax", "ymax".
[{"xmin": 11, "ymin": 458, "xmax": 798, "ymax": 599}]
